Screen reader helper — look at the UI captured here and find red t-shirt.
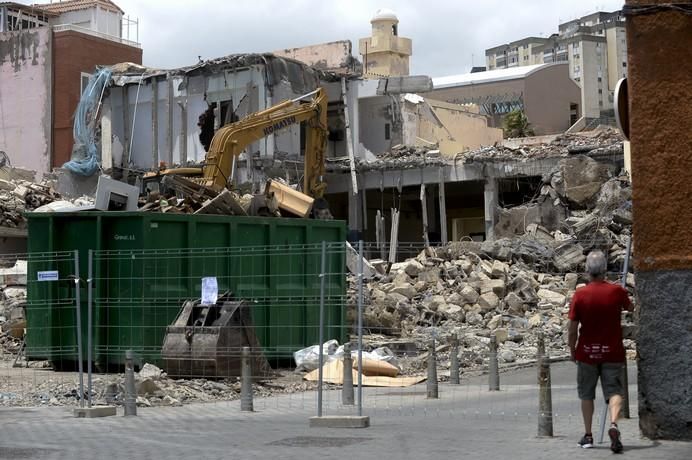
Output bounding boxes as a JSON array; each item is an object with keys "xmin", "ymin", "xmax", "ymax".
[{"xmin": 568, "ymin": 280, "xmax": 631, "ymax": 364}]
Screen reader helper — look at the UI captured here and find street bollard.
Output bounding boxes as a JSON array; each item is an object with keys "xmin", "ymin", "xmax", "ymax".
[
  {"xmin": 124, "ymin": 350, "xmax": 137, "ymax": 417},
  {"xmin": 621, "ymin": 362, "xmax": 630, "ymax": 418},
  {"xmin": 449, "ymin": 334, "xmax": 460, "ymax": 385},
  {"xmin": 426, "ymin": 342, "xmax": 438, "ymax": 399},
  {"xmin": 536, "ymin": 331, "xmax": 545, "ymax": 363},
  {"xmin": 240, "ymin": 346, "xmax": 253, "ymax": 412},
  {"xmin": 342, "ymin": 343, "xmax": 354, "ymax": 405},
  {"xmin": 488, "ymin": 335, "xmax": 500, "ymax": 391},
  {"xmin": 537, "ymin": 359, "xmax": 553, "ymax": 437}
]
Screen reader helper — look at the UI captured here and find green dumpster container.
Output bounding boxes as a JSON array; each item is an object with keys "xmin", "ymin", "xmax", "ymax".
[{"xmin": 26, "ymin": 212, "xmax": 346, "ymax": 368}]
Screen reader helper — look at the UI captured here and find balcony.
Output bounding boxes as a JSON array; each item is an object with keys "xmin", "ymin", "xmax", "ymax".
[{"xmin": 52, "ymin": 24, "xmax": 141, "ymax": 48}]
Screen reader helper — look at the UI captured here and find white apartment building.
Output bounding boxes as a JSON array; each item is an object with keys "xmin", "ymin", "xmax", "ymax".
[{"xmin": 485, "ymin": 11, "xmax": 627, "ymax": 121}]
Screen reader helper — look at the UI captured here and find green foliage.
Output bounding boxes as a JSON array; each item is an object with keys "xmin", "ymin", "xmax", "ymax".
[{"xmin": 502, "ymin": 110, "xmax": 535, "ymax": 138}]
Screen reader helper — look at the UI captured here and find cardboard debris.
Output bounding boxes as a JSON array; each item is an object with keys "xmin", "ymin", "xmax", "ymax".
[{"xmin": 304, "ymin": 359, "xmax": 425, "ymax": 387}]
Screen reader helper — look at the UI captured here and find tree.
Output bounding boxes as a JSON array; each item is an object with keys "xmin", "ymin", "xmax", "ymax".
[{"xmin": 503, "ymin": 110, "xmax": 535, "ymax": 138}]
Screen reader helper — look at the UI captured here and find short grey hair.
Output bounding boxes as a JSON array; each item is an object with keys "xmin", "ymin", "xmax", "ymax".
[{"xmin": 585, "ymin": 250, "xmax": 607, "ymax": 278}]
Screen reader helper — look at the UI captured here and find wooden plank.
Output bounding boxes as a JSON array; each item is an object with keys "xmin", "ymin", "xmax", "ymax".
[{"xmin": 195, "ymin": 189, "xmax": 247, "ymax": 216}]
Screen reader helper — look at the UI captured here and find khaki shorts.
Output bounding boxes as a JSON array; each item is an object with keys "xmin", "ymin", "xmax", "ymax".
[{"xmin": 577, "ymin": 361, "xmax": 624, "ymax": 401}]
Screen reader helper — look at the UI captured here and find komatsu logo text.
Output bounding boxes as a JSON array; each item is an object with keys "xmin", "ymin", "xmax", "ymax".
[{"xmin": 263, "ymin": 116, "xmax": 297, "ymax": 136}]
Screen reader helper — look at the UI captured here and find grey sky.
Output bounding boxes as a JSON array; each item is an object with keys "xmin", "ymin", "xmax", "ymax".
[{"xmin": 96, "ymin": 0, "xmax": 623, "ymax": 77}]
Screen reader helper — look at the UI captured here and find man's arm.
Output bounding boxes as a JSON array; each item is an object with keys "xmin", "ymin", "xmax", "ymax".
[{"xmin": 568, "ymin": 320, "xmax": 579, "ymax": 362}]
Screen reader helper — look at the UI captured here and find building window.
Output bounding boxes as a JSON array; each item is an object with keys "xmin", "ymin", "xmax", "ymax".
[
  {"xmin": 598, "ymin": 77, "xmax": 602, "ymax": 82},
  {"xmin": 622, "ymin": 62, "xmax": 627, "ymax": 67},
  {"xmin": 523, "ymin": 44, "xmax": 528, "ymax": 49},
  {"xmin": 598, "ymin": 89, "xmax": 603, "ymax": 94},
  {"xmin": 392, "ymin": 24, "xmax": 398, "ymax": 36},
  {"xmin": 385, "ymin": 123, "xmax": 390, "ymax": 140},
  {"xmin": 574, "ymin": 77, "xmax": 580, "ymax": 82},
  {"xmin": 80, "ymin": 72, "xmax": 91, "ymax": 94}
]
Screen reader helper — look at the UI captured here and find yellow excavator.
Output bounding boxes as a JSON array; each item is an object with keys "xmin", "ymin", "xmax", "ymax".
[{"xmin": 148, "ymin": 87, "xmax": 330, "ymax": 217}]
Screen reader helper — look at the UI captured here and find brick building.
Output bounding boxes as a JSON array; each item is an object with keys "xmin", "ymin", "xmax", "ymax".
[{"xmin": 0, "ymin": 0, "xmax": 141, "ymax": 175}]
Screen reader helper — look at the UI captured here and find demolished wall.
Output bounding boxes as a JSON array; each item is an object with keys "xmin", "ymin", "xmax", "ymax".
[{"xmin": 0, "ymin": 28, "xmax": 52, "ymax": 176}]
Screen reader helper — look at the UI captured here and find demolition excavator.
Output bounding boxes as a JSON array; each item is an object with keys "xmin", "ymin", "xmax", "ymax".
[
  {"xmin": 160, "ymin": 89, "xmax": 331, "ymax": 377},
  {"xmin": 148, "ymin": 87, "xmax": 330, "ymax": 218}
]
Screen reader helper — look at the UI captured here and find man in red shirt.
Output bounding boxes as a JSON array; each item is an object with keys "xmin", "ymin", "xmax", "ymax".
[{"xmin": 568, "ymin": 250, "xmax": 633, "ymax": 453}]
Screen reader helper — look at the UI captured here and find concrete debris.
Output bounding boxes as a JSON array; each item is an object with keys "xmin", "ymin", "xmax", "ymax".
[
  {"xmin": 327, "ymin": 127, "xmax": 623, "ymax": 173},
  {"xmin": 0, "ymin": 178, "xmax": 80, "ymax": 230},
  {"xmin": 348, "ymin": 166, "xmax": 634, "ymax": 377}
]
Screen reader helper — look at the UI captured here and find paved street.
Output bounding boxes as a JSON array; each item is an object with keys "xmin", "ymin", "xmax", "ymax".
[{"xmin": 1, "ymin": 362, "xmax": 690, "ymax": 459}]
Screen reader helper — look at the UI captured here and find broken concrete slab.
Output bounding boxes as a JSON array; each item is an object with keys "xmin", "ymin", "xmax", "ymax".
[
  {"xmin": 550, "ymin": 155, "xmax": 610, "ymax": 209},
  {"xmin": 553, "ymin": 241, "xmax": 586, "ymax": 273},
  {"xmin": 346, "ymin": 242, "xmax": 377, "ymax": 279}
]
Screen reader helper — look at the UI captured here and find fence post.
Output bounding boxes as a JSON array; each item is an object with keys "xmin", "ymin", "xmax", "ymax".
[
  {"xmin": 357, "ymin": 240, "xmax": 364, "ymax": 417},
  {"xmin": 488, "ymin": 335, "xmax": 500, "ymax": 391},
  {"xmin": 537, "ymin": 359, "xmax": 553, "ymax": 437},
  {"xmin": 124, "ymin": 350, "xmax": 137, "ymax": 416},
  {"xmin": 342, "ymin": 343, "xmax": 354, "ymax": 405},
  {"xmin": 316, "ymin": 241, "xmax": 327, "ymax": 417},
  {"xmin": 73, "ymin": 250, "xmax": 85, "ymax": 408},
  {"xmin": 87, "ymin": 249, "xmax": 93, "ymax": 408},
  {"xmin": 620, "ymin": 236, "xmax": 632, "ymax": 419},
  {"xmin": 449, "ymin": 333, "xmax": 460, "ymax": 385},
  {"xmin": 427, "ymin": 341, "xmax": 439, "ymax": 399},
  {"xmin": 240, "ymin": 346, "xmax": 253, "ymax": 412}
]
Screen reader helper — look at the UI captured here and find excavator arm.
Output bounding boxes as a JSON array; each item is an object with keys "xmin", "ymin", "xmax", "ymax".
[{"xmin": 201, "ymin": 88, "xmax": 328, "ymax": 197}]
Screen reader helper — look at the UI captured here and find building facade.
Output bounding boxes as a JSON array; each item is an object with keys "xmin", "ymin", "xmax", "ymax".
[
  {"xmin": 485, "ymin": 10, "xmax": 627, "ymax": 120},
  {"xmin": 0, "ymin": 0, "xmax": 141, "ymax": 176},
  {"xmin": 429, "ymin": 63, "xmax": 581, "ymax": 135}
]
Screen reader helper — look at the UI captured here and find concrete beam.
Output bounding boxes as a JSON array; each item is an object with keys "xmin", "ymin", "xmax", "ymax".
[
  {"xmin": 326, "ymin": 156, "xmax": 565, "ymax": 195},
  {"xmin": 74, "ymin": 406, "xmax": 116, "ymax": 418}
]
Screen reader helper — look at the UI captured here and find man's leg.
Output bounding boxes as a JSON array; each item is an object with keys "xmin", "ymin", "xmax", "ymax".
[
  {"xmin": 608, "ymin": 394, "xmax": 623, "ymax": 424},
  {"xmin": 602, "ymin": 363, "xmax": 625, "ymax": 453},
  {"xmin": 581, "ymin": 399, "xmax": 595, "ymax": 433},
  {"xmin": 577, "ymin": 362, "xmax": 598, "ymax": 447}
]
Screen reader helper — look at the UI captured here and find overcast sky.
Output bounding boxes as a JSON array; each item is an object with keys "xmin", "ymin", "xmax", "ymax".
[{"xmin": 74, "ymin": 0, "xmax": 623, "ymax": 77}]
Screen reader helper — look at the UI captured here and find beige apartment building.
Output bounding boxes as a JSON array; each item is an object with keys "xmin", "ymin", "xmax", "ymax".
[{"xmin": 485, "ymin": 11, "xmax": 627, "ymax": 121}]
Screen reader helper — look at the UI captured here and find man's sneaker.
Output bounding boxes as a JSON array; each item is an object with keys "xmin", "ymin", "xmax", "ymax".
[
  {"xmin": 609, "ymin": 426, "xmax": 623, "ymax": 453},
  {"xmin": 578, "ymin": 434, "xmax": 594, "ymax": 448}
]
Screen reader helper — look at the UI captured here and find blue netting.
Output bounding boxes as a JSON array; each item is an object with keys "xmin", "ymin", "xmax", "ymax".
[{"xmin": 62, "ymin": 68, "xmax": 112, "ymax": 176}]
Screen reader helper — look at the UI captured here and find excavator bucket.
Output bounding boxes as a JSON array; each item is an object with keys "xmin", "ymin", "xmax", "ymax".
[{"xmin": 161, "ymin": 296, "xmax": 272, "ymax": 379}]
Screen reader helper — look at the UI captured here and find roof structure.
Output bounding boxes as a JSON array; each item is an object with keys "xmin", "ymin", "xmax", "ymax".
[
  {"xmin": 433, "ymin": 63, "xmax": 565, "ymax": 89},
  {"xmin": 0, "ymin": 1, "xmax": 59, "ymax": 16},
  {"xmin": 33, "ymin": 0, "xmax": 123, "ymax": 15}
]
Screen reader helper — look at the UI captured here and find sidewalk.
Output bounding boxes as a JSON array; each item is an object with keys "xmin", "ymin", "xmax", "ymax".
[{"xmin": 1, "ymin": 362, "xmax": 690, "ymax": 460}]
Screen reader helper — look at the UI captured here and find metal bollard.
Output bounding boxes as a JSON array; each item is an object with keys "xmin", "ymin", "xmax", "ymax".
[
  {"xmin": 537, "ymin": 359, "xmax": 553, "ymax": 437},
  {"xmin": 342, "ymin": 343, "xmax": 354, "ymax": 405},
  {"xmin": 124, "ymin": 350, "xmax": 137, "ymax": 417},
  {"xmin": 621, "ymin": 361, "xmax": 630, "ymax": 418},
  {"xmin": 536, "ymin": 331, "xmax": 545, "ymax": 363},
  {"xmin": 426, "ymin": 342, "xmax": 438, "ymax": 399},
  {"xmin": 240, "ymin": 346, "xmax": 253, "ymax": 412},
  {"xmin": 488, "ymin": 335, "xmax": 500, "ymax": 391},
  {"xmin": 449, "ymin": 334, "xmax": 460, "ymax": 385}
]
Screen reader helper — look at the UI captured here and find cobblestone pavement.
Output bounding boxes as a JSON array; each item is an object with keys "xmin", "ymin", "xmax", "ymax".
[{"xmin": 1, "ymin": 362, "xmax": 690, "ymax": 460}]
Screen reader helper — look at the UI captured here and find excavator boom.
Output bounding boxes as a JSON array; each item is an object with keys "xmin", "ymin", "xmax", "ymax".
[{"xmin": 202, "ymin": 88, "xmax": 328, "ymax": 197}]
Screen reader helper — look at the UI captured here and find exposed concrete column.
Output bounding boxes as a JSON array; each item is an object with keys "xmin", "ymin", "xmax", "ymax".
[
  {"xmin": 626, "ymin": 0, "xmax": 692, "ymax": 441},
  {"xmin": 484, "ymin": 178, "xmax": 498, "ymax": 241},
  {"xmin": 348, "ymin": 181, "xmax": 362, "ymax": 239}
]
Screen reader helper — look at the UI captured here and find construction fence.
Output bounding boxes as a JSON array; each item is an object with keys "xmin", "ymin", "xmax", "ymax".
[{"xmin": 0, "ymin": 240, "xmax": 634, "ymax": 440}]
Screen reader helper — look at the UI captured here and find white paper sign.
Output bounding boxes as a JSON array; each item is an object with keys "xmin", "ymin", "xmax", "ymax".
[
  {"xmin": 201, "ymin": 277, "xmax": 218, "ymax": 305},
  {"xmin": 37, "ymin": 271, "xmax": 59, "ymax": 282}
]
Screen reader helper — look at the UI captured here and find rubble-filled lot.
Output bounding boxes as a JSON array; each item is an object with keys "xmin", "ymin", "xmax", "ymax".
[{"xmin": 350, "ymin": 152, "xmax": 635, "ymax": 376}]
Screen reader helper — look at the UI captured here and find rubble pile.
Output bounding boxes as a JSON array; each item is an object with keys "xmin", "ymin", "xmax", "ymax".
[
  {"xmin": 350, "ymin": 154, "xmax": 635, "ymax": 373},
  {"xmin": 0, "ymin": 362, "xmax": 327, "ymax": 407},
  {"xmin": 0, "ymin": 260, "xmax": 27, "ymax": 341},
  {"xmin": 0, "ymin": 179, "xmax": 61, "ymax": 228},
  {"xmin": 327, "ymin": 127, "xmax": 624, "ymax": 172}
]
